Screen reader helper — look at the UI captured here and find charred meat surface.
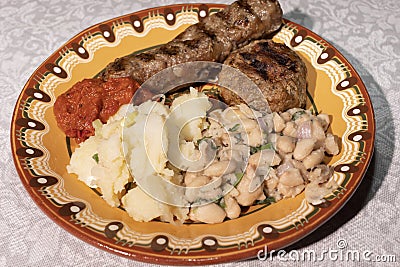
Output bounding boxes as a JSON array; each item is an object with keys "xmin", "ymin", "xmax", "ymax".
[
  {"xmin": 102, "ymin": 0, "xmax": 283, "ymax": 84},
  {"xmin": 220, "ymin": 40, "xmax": 307, "ymax": 112},
  {"xmin": 54, "ymin": 0, "xmax": 284, "ymax": 142},
  {"xmin": 54, "ymin": 77, "xmax": 139, "ymax": 143}
]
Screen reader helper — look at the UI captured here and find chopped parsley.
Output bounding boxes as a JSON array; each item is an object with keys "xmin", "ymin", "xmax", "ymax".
[
  {"xmin": 250, "ymin": 143, "xmax": 274, "ymax": 154},
  {"xmin": 255, "ymin": 197, "xmax": 276, "ymax": 205},
  {"xmin": 228, "ymin": 123, "xmax": 240, "ymax": 132},
  {"xmin": 234, "ymin": 172, "xmax": 244, "ymax": 187},
  {"xmin": 291, "ymin": 110, "xmax": 306, "ymax": 121},
  {"xmin": 210, "ymin": 141, "xmax": 220, "ymax": 150},
  {"xmin": 218, "ymin": 197, "xmax": 226, "ymax": 209},
  {"xmin": 196, "ymin": 136, "xmax": 211, "ymax": 146},
  {"xmin": 196, "ymin": 136, "xmax": 219, "ymax": 150},
  {"xmin": 92, "ymin": 153, "xmax": 99, "ymax": 163}
]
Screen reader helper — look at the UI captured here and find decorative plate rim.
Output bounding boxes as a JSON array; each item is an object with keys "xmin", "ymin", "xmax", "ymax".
[{"xmin": 10, "ymin": 3, "xmax": 375, "ymax": 265}]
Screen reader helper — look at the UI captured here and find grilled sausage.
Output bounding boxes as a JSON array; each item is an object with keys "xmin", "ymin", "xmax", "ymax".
[{"xmin": 101, "ymin": 0, "xmax": 283, "ymax": 84}]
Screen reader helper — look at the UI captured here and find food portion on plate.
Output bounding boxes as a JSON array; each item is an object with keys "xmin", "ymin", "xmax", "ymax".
[
  {"xmin": 54, "ymin": 77, "xmax": 140, "ymax": 143},
  {"xmin": 220, "ymin": 39, "xmax": 307, "ymax": 112},
  {"xmin": 54, "ymin": 0, "xmax": 283, "ymax": 142},
  {"xmin": 55, "ymin": 0, "xmax": 341, "ymax": 224},
  {"xmin": 68, "ymin": 88, "xmax": 339, "ymax": 224}
]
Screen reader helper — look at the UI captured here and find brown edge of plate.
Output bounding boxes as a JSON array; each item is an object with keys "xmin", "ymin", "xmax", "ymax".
[{"xmin": 10, "ymin": 3, "xmax": 375, "ymax": 265}]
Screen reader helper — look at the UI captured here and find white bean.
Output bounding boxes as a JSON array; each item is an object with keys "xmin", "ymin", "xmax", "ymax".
[
  {"xmin": 324, "ymin": 133, "xmax": 339, "ymax": 155},
  {"xmin": 224, "ymin": 195, "xmax": 241, "ymax": 219},
  {"xmin": 190, "ymin": 203, "xmax": 226, "ymax": 224},
  {"xmin": 229, "ymin": 187, "xmax": 240, "ymax": 197},
  {"xmin": 277, "ymin": 183, "xmax": 305, "ymax": 198},
  {"xmin": 247, "ymin": 127, "xmax": 263, "ymax": 147},
  {"xmin": 235, "ymin": 173, "xmax": 265, "ymax": 206},
  {"xmin": 311, "ymin": 119, "xmax": 326, "ymax": 141},
  {"xmin": 222, "ymin": 107, "xmax": 240, "ymax": 121},
  {"xmin": 294, "ymin": 112, "xmax": 311, "ymax": 125},
  {"xmin": 241, "ymin": 118, "xmax": 258, "ymax": 132},
  {"xmin": 184, "ymin": 172, "xmax": 204, "ymax": 186},
  {"xmin": 290, "ymin": 159, "xmax": 308, "ymax": 179},
  {"xmin": 305, "ymin": 180, "xmax": 337, "ymax": 205},
  {"xmin": 283, "ymin": 121, "xmax": 298, "ymax": 138},
  {"xmin": 317, "ymin": 113, "xmax": 330, "ymax": 131},
  {"xmin": 281, "ymin": 152, "xmax": 294, "ymax": 161},
  {"xmin": 203, "ymin": 160, "xmax": 235, "ymax": 177},
  {"xmin": 279, "ymin": 168, "xmax": 304, "ymax": 187},
  {"xmin": 293, "ymin": 138, "xmax": 316, "ymax": 160},
  {"xmin": 264, "ymin": 168, "xmax": 279, "ymax": 191},
  {"xmin": 249, "ymin": 150, "xmax": 281, "ymax": 171},
  {"xmin": 307, "ymin": 165, "xmax": 333, "ymax": 184},
  {"xmin": 273, "ymin": 112, "xmax": 286, "ymax": 132},
  {"xmin": 276, "ymin": 135, "xmax": 296, "ymax": 153},
  {"xmin": 280, "ymin": 111, "xmax": 292, "ymax": 122},
  {"xmin": 302, "ymin": 148, "xmax": 325, "ymax": 170},
  {"xmin": 238, "ymin": 103, "xmax": 261, "ymax": 119},
  {"xmin": 232, "ymin": 107, "xmax": 250, "ymax": 120},
  {"xmin": 186, "ymin": 175, "xmax": 210, "ymax": 187},
  {"xmin": 269, "ymin": 150, "xmax": 282, "ymax": 167}
]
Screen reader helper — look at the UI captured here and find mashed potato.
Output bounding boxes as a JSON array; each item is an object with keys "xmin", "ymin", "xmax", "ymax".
[
  {"xmin": 68, "ymin": 88, "xmax": 209, "ymax": 223},
  {"xmin": 67, "ymin": 106, "xmax": 132, "ymax": 207}
]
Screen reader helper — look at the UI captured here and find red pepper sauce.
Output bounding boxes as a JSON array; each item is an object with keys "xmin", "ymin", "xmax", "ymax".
[{"xmin": 54, "ymin": 77, "xmax": 140, "ymax": 143}]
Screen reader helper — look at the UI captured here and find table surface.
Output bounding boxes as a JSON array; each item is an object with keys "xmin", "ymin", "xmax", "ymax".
[{"xmin": 1, "ymin": 0, "xmax": 399, "ymax": 266}]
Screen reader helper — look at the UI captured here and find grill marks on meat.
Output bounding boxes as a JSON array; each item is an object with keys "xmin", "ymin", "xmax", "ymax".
[
  {"xmin": 102, "ymin": 0, "xmax": 283, "ymax": 84},
  {"xmin": 220, "ymin": 40, "xmax": 307, "ymax": 112},
  {"xmin": 54, "ymin": 0, "xmax": 286, "ymax": 142}
]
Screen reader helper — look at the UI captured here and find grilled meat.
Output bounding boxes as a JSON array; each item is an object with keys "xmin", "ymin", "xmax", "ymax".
[
  {"xmin": 102, "ymin": 0, "xmax": 283, "ymax": 84},
  {"xmin": 219, "ymin": 40, "xmax": 307, "ymax": 112},
  {"xmin": 54, "ymin": 0, "xmax": 286, "ymax": 142}
]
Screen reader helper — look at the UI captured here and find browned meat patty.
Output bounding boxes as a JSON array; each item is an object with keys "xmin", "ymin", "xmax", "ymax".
[
  {"xmin": 219, "ymin": 40, "xmax": 307, "ymax": 112},
  {"xmin": 101, "ymin": 0, "xmax": 283, "ymax": 84}
]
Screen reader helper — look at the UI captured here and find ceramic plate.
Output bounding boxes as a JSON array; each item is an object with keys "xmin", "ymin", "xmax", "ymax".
[{"xmin": 10, "ymin": 3, "xmax": 375, "ymax": 265}]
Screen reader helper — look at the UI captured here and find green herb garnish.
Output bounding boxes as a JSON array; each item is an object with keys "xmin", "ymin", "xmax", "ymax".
[
  {"xmin": 92, "ymin": 153, "xmax": 99, "ymax": 163},
  {"xmin": 218, "ymin": 198, "xmax": 226, "ymax": 209},
  {"xmin": 250, "ymin": 143, "xmax": 274, "ymax": 154},
  {"xmin": 255, "ymin": 197, "xmax": 276, "ymax": 205},
  {"xmin": 234, "ymin": 172, "xmax": 245, "ymax": 187},
  {"xmin": 228, "ymin": 123, "xmax": 240, "ymax": 132},
  {"xmin": 291, "ymin": 110, "xmax": 306, "ymax": 121},
  {"xmin": 250, "ymin": 146, "xmax": 258, "ymax": 154},
  {"xmin": 196, "ymin": 136, "xmax": 211, "ymax": 146},
  {"xmin": 196, "ymin": 136, "xmax": 220, "ymax": 150},
  {"xmin": 210, "ymin": 141, "xmax": 220, "ymax": 150}
]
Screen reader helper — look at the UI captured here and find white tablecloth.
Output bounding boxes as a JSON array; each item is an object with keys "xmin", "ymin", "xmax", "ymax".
[{"xmin": 1, "ymin": 0, "xmax": 399, "ymax": 266}]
